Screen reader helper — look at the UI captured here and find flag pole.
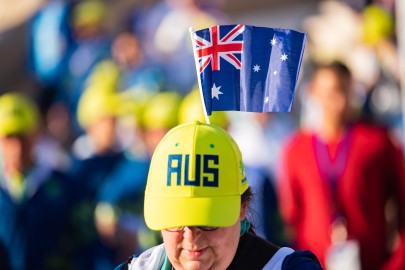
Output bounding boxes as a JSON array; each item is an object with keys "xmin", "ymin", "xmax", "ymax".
[
  {"xmin": 396, "ymin": 0, "xmax": 405, "ymax": 150},
  {"xmin": 189, "ymin": 27, "xmax": 210, "ymax": 124}
]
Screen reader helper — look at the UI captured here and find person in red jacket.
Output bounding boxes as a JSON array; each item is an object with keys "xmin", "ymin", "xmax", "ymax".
[{"xmin": 278, "ymin": 61, "xmax": 405, "ymax": 270}]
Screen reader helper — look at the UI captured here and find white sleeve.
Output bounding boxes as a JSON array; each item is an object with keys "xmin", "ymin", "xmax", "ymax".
[
  {"xmin": 129, "ymin": 244, "xmax": 166, "ymax": 270},
  {"xmin": 263, "ymin": 247, "xmax": 294, "ymax": 270}
]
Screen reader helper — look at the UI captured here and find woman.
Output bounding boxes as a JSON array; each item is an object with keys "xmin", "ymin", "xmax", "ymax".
[{"xmin": 115, "ymin": 121, "xmax": 322, "ymax": 270}]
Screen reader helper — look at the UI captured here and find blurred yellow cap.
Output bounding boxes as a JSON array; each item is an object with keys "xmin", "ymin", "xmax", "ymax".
[
  {"xmin": 72, "ymin": 0, "xmax": 107, "ymax": 27},
  {"xmin": 0, "ymin": 93, "xmax": 39, "ymax": 137},
  {"xmin": 116, "ymin": 91, "xmax": 153, "ymax": 127},
  {"xmin": 85, "ymin": 60, "xmax": 120, "ymax": 92},
  {"xmin": 140, "ymin": 91, "xmax": 182, "ymax": 130},
  {"xmin": 178, "ymin": 88, "xmax": 229, "ymax": 129},
  {"xmin": 362, "ymin": 4, "xmax": 394, "ymax": 45},
  {"xmin": 77, "ymin": 88, "xmax": 120, "ymax": 129}
]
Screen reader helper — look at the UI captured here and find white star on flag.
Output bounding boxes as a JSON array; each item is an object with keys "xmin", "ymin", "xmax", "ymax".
[
  {"xmin": 281, "ymin": 53, "xmax": 288, "ymax": 61},
  {"xmin": 270, "ymin": 38, "xmax": 277, "ymax": 46},
  {"xmin": 211, "ymin": 83, "xmax": 223, "ymax": 99},
  {"xmin": 273, "ymin": 70, "xmax": 278, "ymax": 75},
  {"xmin": 253, "ymin": 65, "xmax": 260, "ymax": 72},
  {"xmin": 265, "ymin": 97, "xmax": 269, "ymax": 103}
]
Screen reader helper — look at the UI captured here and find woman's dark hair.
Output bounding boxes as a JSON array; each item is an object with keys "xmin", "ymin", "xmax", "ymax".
[
  {"xmin": 241, "ymin": 187, "xmax": 256, "ymax": 234},
  {"xmin": 312, "ymin": 61, "xmax": 352, "ymax": 92},
  {"xmin": 313, "ymin": 61, "xmax": 351, "ymax": 78},
  {"xmin": 241, "ymin": 186, "xmax": 253, "ymax": 204}
]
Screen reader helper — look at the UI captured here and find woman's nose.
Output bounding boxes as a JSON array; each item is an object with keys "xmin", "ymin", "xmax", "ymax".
[{"xmin": 182, "ymin": 227, "xmax": 202, "ymax": 241}]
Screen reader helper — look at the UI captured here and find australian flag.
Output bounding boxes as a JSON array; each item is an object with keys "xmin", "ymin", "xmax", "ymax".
[{"xmin": 192, "ymin": 24, "xmax": 306, "ymax": 115}]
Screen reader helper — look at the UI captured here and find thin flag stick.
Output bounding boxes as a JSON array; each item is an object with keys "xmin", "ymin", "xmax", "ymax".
[
  {"xmin": 189, "ymin": 27, "xmax": 210, "ymax": 124},
  {"xmin": 397, "ymin": 0, "xmax": 405, "ymax": 151}
]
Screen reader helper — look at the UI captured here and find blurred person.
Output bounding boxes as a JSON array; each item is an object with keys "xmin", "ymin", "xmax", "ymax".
[
  {"xmin": 28, "ymin": 1, "xmax": 76, "ymax": 159},
  {"xmin": 85, "ymin": 58, "xmax": 121, "ymax": 92},
  {"xmin": 0, "ymin": 93, "xmax": 77, "ymax": 270},
  {"xmin": 178, "ymin": 88, "xmax": 286, "ymax": 243},
  {"xmin": 87, "ymin": 30, "xmax": 165, "ymax": 138},
  {"xmin": 115, "ymin": 92, "xmax": 150, "ymax": 160},
  {"xmin": 28, "ymin": 0, "xmax": 72, "ymax": 96},
  {"xmin": 61, "ymin": 0, "xmax": 111, "ymax": 135},
  {"xmin": 278, "ymin": 62, "xmax": 405, "ymax": 270},
  {"xmin": 32, "ymin": 90, "xmax": 75, "ymax": 172},
  {"xmin": 69, "ymin": 87, "xmax": 125, "ymax": 270},
  {"xmin": 73, "ymin": 86, "xmax": 121, "ymax": 159},
  {"xmin": 92, "ymin": 94, "xmax": 162, "ymax": 262},
  {"xmin": 89, "ymin": 90, "xmax": 187, "ymax": 262},
  {"xmin": 139, "ymin": 91, "xmax": 183, "ymax": 157},
  {"xmin": 111, "ymin": 30, "xmax": 164, "ymax": 95},
  {"xmin": 304, "ymin": 1, "xmax": 402, "ymax": 143},
  {"xmin": 93, "ymin": 150, "xmax": 158, "ymax": 264},
  {"xmin": 114, "ymin": 121, "xmax": 322, "ymax": 270},
  {"xmin": 38, "ymin": 100, "xmax": 72, "ymax": 167}
]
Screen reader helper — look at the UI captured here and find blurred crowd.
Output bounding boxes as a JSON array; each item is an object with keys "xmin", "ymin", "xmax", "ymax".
[{"xmin": 0, "ymin": 0, "xmax": 404, "ymax": 269}]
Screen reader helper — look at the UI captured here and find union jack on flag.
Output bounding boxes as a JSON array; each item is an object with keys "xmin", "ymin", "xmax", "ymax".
[
  {"xmin": 195, "ymin": 24, "xmax": 245, "ymax": 73},
  {"xmin": 191, "ymin": 24, "xmax": 306, "ymax": 116}
]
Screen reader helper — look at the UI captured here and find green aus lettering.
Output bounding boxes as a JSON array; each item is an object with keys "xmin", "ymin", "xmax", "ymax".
[{"xmin": 167, "ymin": 154, "xmax": 219, "ymax": 187}]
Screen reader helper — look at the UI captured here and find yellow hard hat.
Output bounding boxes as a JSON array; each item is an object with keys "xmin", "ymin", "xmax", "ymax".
[
  {"xmin": 140, "ymin": 91, "xmax": 182, "ymax": 130},
  {"xmin": 77, "ymin": 88, "xmax": 120, "ymax": 129},
  {"xmin": 362, "ymin": 5, "xmax": 394, "ymax": 45},
  {"xmin": 0, "ymin": 93, "xmax": 39, "ymax": 136},
  {"xmin": 178, "ymin": 88, "xmax": 229, "ymax": 128}
]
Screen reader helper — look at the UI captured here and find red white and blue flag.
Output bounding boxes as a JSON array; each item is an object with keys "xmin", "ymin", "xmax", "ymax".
[{"xmin": 191, "ymin": 24, "xmax": 306, "ymax": 116}]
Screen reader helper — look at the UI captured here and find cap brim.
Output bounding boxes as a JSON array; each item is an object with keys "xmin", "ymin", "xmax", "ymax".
[{"xmin": 144, "ymin": 194, "xmax": 241, "ymax": 230}]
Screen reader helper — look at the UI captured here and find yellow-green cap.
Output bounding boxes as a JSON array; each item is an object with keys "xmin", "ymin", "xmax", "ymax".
[
  {"xmin": 77, "ymin": 89, "xmax": 120, "ymax": 128},
  {"xmin": 144, "ymin": 121, "xmax": 248, "ymax": 230},
  {"xmin": 178, "ymin": 89, "xmax": 229, "ymax": 128},
  {"xmin": 0, "ymin": 93, "xmax": 39, "ymax": 136},
  {"xmin": 362, "ymin": 5, "xmax": 394, "ymax": 45},
  {"xmin": 140, "ymin": 91, "xmax": 182, "ymax": 129},
  {"xmin": 85, "ymin": 60, "xmax": 120, "ymax": 92},
  {"xmin": 116, "ymin": 91, "xmax": 154, "ymax": 127},
  {"xmin": 72, "ymin": 0, "xmax": 106, "ymax": 27}
]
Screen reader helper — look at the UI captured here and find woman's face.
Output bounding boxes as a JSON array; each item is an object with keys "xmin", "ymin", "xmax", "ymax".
[
  {"xmin": 161, "ymin": 203, "xmax": 247, "ymax": 270},
  {"xmin": 310, "ymin": 68, "xmax": 350, "ymax": 124}
]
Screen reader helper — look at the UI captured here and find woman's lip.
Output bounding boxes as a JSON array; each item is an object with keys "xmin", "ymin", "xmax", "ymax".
[{"xmin": 183, "ymin": 247, "xmax": 207, "ymax": 257}]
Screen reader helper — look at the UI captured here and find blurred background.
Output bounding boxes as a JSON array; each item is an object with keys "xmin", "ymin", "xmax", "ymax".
[
  {"xmin": 1, "ymin": 0, "xmax": 403, "ymax": 143},
  {"xmin": 0, "ymin": 0, "xmax": 404, "ymax": 269}
]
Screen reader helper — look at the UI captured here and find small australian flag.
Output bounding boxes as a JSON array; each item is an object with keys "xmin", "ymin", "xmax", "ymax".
[{"xmin": 192, "ymin": 24, "xmax": 306, "ymax": 115}]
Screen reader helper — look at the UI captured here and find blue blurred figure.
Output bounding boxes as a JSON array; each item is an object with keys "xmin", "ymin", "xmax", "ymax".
[
  {"xmin": 68, "ymin": 88, "xmax": 125, "ymax": 270},
  {"xmin": 62, "ymin": 0, "xmax": 112, "ymax": 135},
  {"xmin": 94, "ymin": 152, "xmax": 155, "ymax": 261},
  {"xmin": 0, "ymin": 93, "xmax": 78, "ymax": 270},
  {"xmin": 29, "ymin": 0, "xmax": 72, "ymax": 95},
  {"xmin": 110, "ymin": 31, "xmax": 164, "ymax": 96}
]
